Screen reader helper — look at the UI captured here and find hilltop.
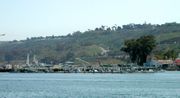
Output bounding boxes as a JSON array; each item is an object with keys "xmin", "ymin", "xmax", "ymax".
[{"xmin": 0, "ymin": 22, "xmax": 180, "ymax": 65}]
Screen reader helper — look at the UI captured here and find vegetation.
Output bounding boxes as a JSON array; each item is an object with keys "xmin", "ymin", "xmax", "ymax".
[
  {"xmin": 0, "ymin": 22, "xmax": 180, "ymax": 65},
  {"xmin": 163, "ymin": 49, "xmax": 177, "ymax": 60},
  {"xmin": 121, "ymin": 35, "xmax": 156, "ymax": 65}
]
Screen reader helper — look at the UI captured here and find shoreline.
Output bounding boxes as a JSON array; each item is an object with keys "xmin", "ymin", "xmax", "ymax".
[{"xmin": 0, "ymin": 69, "xmax": 166, "ymax": 74}]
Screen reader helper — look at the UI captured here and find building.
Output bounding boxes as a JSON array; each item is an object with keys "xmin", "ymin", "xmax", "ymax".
[
  {"xmin": 65, "ymin": 61, "xmax": 74, "ymax": 65},
  {"xmin": 144, "ymin": 60, "xmax": 161, "ymax": 67},
  {"xmin": 5, "ymin": 64, "xmax": 13, "ymax": 69},
  {"xmin": 158, "ymin": 60, "xmax": 174, "ymax": 69},
  {"xmin": 175, "ymin": 59, "xmax": 180, "ymax": 67}
]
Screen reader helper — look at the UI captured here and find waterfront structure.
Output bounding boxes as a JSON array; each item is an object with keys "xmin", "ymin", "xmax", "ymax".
[
  {"xmin": 175, "ymin": 59, "xmax": 180, "ymax": 67},
  {"xmin": 4, "ymin": 64, "xmax": 13, "ymax": 70},
  {"xmin": 157, "ymin": 60, "xmax": 174, "ymax": 69},
  {"xmin": 33, "ymin": 55, "xmax": 38, "ymax": 65},
  {"xmin": 26, "ymin": 53, "xmax": 30, "ymax": 66},
  {"xmin": 144, "ymin": 60, "xmax": 161, "ymax": 67}
]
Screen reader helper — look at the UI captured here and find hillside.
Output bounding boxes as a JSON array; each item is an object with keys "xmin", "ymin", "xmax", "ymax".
[{"xmin": 0, "ymin": 22, "xmax": 180, "ymax": 64}]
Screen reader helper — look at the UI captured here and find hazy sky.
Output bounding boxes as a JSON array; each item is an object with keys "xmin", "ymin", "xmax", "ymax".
[{"xmin": 0, "ymin": 0, "xmax": 180, "ymax": 41}]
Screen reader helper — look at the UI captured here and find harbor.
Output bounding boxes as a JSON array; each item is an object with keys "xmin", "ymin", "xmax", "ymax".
[
  {"xmin": 0, "ymin": 61, "xmax": 177, "ymax": 73},
  {"xmin": 0, "ymin": 54, "xmax": 180, "ymax": 73}
]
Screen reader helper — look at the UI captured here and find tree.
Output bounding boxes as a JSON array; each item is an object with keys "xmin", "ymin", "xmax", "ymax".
[
  {"xmin": 121, "ymin": 39, "xmax": 138, "ymax": 63},
  {"xmin": 72, "ymin": 31, "xmax": 82, "ymax": 37},
  {"xmin": 121, "ymin": 35, "xmax": 156, "ymax": 66},
  {"xmin": 163, "ymin": 49, "xmax": 177, "ymax": 60}
]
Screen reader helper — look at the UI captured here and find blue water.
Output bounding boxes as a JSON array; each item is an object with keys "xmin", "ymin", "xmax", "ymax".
[{"xmin": 0, "ymin": 72, "xmax": 180, "ymax": 98}]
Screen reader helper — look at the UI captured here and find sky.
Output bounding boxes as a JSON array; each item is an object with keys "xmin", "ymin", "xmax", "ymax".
[{"xmin": 0, "ymin": 0, "xmax": 180, "ymax": 41}]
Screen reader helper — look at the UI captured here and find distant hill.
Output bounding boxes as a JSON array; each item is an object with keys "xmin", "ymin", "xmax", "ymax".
[{"xmin": 0, "ymin": 22, "xmax": 180, "ymax": 64}]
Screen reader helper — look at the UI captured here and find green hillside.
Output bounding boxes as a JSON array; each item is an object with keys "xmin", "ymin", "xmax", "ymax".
[
  {"xmin": 156, "ymin": 32, "xmax": 180, "ymax": 42},
  {"xmin": 0, "ymin": 22, "xmax": 180, "ymax": 64}
]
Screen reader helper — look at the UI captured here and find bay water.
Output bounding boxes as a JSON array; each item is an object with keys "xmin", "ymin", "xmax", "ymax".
[{"xmin": 0, "ymin": 72, "xmax": 180, "ymax": 98}]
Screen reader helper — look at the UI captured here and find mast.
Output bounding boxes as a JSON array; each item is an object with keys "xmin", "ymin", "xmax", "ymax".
[{"xmin": 26, "ymin": 53, "xmax": 30, "ymax": 66}]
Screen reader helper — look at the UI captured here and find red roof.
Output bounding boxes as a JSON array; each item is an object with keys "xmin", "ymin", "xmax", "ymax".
[
  {"xmin": 175, "ymin": 59, "xmax": 180, "ymax": 63},
  {"xmin": 175, "ymin": 59, "xmax": 180, "ymax": 66}
]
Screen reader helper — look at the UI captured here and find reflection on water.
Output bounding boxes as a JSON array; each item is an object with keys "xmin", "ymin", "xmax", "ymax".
[{"xmin": 0, "ymin": 72, "xmax": 180, "ymax": 98}]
